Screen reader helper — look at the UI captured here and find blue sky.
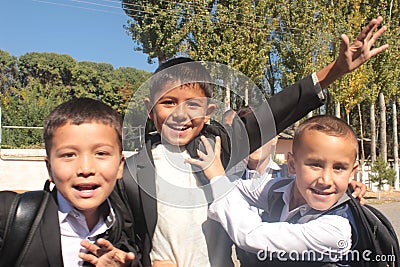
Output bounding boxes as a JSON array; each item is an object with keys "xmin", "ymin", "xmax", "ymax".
[{"xmin": 0, "ymin": 0, "xmax": 157, "ymax": 72}]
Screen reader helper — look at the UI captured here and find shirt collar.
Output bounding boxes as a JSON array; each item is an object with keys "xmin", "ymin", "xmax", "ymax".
[
  {"xmin": 274, "ymin": 180, "xmax": 312, "ymax": 221},
  {"xmin": 57, "ymin": 191, "xmax": 116, "ymax": 230}
]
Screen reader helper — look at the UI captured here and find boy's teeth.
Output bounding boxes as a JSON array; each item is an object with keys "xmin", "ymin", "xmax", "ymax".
[
  {"xmin": 172, "ymin": 125, "xmax": 188, "ymax": 130},
  {"xmin": 75, "ymin": 185, "xmax": 97, "ymax": 191}
]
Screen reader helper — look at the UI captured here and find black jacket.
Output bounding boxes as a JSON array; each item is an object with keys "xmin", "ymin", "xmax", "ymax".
[{"xmin": 0, "ymin": 185, "xmax": 141, "ymax": 267}]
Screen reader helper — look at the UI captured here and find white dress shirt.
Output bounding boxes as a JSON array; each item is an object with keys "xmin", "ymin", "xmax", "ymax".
[
  {"xmin": 208, "ymin": 175, "xmax": 352, "ymax": 261},
  {"xmin": 58, "ymin": 192, "xmax": 116, "ymax": 267}
]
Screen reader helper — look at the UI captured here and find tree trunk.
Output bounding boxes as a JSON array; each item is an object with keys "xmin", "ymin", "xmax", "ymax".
[
  {"xmin": 225, "ymin": 88, "xmax": 231, "ymax": 111},
  {"xmin": 358, "ymin": 104, "xmax": 365, "ymax": 183},
  {"xmin": 370, "ymin": 103, "xmax": 377, "ymax": 163},
  {"xmin": 393, "ymin": 100, "xmax": 399, "ymax": 190},
  {"xmin": 379, "ymin": 92, "xmax": 387, "ymax": 162},
  {"xmin": 335, "ymin": 101, "xmax": 341, "ymax": 118},
  {"xmin": 346, "ymin": 111, "xmax": 350, "ymax": 125}
]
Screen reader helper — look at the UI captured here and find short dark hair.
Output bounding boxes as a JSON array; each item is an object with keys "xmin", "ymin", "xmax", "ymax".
[
  {"xmin": 43, "ymin": 97, "xmax": 123, "ymax": 155},
  {"xmin": 149, "ymin": 57, "xmax": 213, "ymax": 101},
  {"xmin": 293, "ymin": 115, "xmax": 358, "ymax": 157}
]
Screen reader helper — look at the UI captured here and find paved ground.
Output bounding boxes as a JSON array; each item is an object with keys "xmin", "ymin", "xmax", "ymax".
[{"xmin": 366, "ymin": 191, "xmax": 400, "ymax": 239}]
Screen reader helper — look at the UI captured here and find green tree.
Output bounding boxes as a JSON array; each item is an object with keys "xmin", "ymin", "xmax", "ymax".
[
  {"xmin": 18, "ymin": 52, "xmax": 76, "ymax": 87},
  {"xmin": 0, "ymin": 50, "xmax": 151, "ymax": 148},
  {"xmin": 0, "ymin": 50, "xmax": 19, "ymax": 94},
  {"xmin": 370, "ymin": 156, "xmax": 396, "ymax": 199}
]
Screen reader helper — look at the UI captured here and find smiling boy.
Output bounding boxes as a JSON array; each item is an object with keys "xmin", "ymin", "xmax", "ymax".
[
  {"xmin": 188, "ymin": 115, "xmax": 360, "ymax": 266},
  {"xmin": 0, "ymin": 98, "xmax": 140, "ymax": 267}
]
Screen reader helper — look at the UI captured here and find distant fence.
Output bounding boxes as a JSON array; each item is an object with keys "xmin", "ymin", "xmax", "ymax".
[
  {"xmin": 1, "ymin": 126, "xmax": 144, "ymax": 155},
  {"xmin": 0, "ymin": 107, "xmax": 145, "ymax": 150}
]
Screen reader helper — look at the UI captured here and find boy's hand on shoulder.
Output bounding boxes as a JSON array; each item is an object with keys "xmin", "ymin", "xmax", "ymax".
[
  {"xmin": 80, "ymin": 238, "xmax": 135, "ymax": 267},
  {"xmin": 349, "ymin": 180, "xmax": 367, "ymax": 205},
  {"xmin": 185, "ymin": 136, "xmax": 225, "ymax": 180},
  {"xmin": 152, "ymin": 260, "xmax": 177, "ymax": 267}
]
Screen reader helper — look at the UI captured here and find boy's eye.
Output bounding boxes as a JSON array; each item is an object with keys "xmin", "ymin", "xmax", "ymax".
[
  {"xmin": 61, "ymin": 153, "xmax": 75, "ymax": 158},
  {"xmin": 308, "ymin": 162, "xmax": 322, "ymax": 168},
  {"xmin": 160, "ymin": 100, "xmax": 175, "ymax": 106},
  {"xmin": 333, "ymin": 164, "xmax": 347, "ymax": 171},
  {"xmin": 96, "ymin": 151, "xmax": 110, "ymax": 157},
  {"xmin": 186, "ymin": 101, "xmax": 202, "ymax": 108}
]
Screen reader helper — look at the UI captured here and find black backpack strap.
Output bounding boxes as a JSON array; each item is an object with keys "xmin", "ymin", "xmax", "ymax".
[{"xmin": 0, "ymin": 190, "xmax": 50, "ymax": 267}]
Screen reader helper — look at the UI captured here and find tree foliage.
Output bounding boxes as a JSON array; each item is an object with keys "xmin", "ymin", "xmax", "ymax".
[
  {"xmin": 0, "ymin": 50, "xmax": 151, "ymax": 148},
  {"xmin": 370, "ymin": 156, "xmax": 397, "ymax": 188}
]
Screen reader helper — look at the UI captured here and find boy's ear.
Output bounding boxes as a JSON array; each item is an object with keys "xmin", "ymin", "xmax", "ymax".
[
  {"xmin": 204, "ymin": 103, "xmax": 217, "ymax": 123},
  {"xmin": 287, "ymin": 152, "xmax": 296, "ymax": 175},
  {"xmin": 349, "ymin": 161, "xmax": 360, "ymax": 182},
  {"xmin": 116, "ymin": 154, "xmax": 125, "ymax": 180},
  {"xmin": 44, "ymin": 157, "xmax": 53, "ymax": 183},
  {"xmin": 144, "ymin": 97, "xmax": 153, "ymax": 119}
]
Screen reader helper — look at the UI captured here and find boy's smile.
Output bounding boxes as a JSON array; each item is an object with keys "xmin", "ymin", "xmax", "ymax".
[
  {"xmin": 45, "ymin": 122, "xmax": 124, "ymax": 218},
  {"xmin": 288, "ymin": 130, "xmax": 358, "ymax": 211},
  {"xmin": 146, "ymin": 82, "xmax": 216, "ymax": 147}
]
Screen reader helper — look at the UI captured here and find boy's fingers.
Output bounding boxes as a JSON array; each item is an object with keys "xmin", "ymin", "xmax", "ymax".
[
  {"xmin": 79, "ymin": 252, "xmax": 98, "ymax": 264},
  {"xmin": 214, "ymin": 136, "xmax": 221, "ymax": 158},
  {"xmin": 358, "ymin": 16, "xmax": 381, "ymax": 41},
  {"xmin": 81, "ymin": 239, "xmax": 100, "ymax": 253},
  {"xmin": 200, "ymin": 135, "xmax": 213, "ymax": 153},
  {"xmin": 96, "ymin": 238, "xmax": 113, "ymax": 251},
  {"xmin": 80, "ymin": 238, "xmax": 113, "ymax": 257},
  {"xmin": 185, "ymin": 155, "xmax": 203, "ymax": 167},
  {"xmin": 196, "ymin": 149, "xmax": 206, "ymax": 159},
  {"xmin": 125, "ymin": 252, "xmax": 136, "ymax": 261}
]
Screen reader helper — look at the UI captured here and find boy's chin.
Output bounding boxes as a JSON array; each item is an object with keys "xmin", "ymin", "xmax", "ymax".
[
  {"xmin": 309, "ymin": 200, "xmax": 338, "ymax": 211},
  {"xmin": 162, "ymin": 136, "xmax": 191, "ymax": 147}
]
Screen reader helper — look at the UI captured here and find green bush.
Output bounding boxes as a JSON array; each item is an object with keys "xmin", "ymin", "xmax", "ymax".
[{"xmin": 369, "ymin": 156, "xmax": 397, "ymax": 189}]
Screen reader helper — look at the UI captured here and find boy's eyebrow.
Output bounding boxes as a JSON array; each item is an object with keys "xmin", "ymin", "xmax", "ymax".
[{"xmin": 157, "ymin": 95, "xmax": 208, "ymax": 101}]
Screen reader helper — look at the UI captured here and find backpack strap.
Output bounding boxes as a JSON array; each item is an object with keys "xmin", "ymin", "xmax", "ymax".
[
  {"xmin": 0, "ymin": 190, "xmax": 50, "ymax": 267},
  {"xmin": 262, "ymin": 178, "xmax": 293, "ymax": 222}
]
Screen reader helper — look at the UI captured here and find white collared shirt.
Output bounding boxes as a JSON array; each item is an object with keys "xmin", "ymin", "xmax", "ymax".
[
  {"xmin": 57, "ymin": 192, "xmax": 116, "ymax": 267},
  {"xmin": 208, "ymin": 174, "xmax": 352, "ymax": 260}
]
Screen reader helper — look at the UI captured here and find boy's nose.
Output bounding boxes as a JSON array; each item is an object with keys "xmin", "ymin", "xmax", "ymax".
[
  {"xmin": 171, "ymin": 104, "xmax": 187, "ymax": 120},
  {"xmin": 77, "ymin": 155, "xmax": 95, "ymax": 176},
  {"xmin": 318, "ymin": 170, "xmax": 334, "ymax": 186}
]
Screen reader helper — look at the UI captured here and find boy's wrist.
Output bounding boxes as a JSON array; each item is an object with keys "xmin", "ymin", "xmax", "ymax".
[
  {"xmin": 316, "ymin": 60, "xmax": 346, "ymax": 90},
  {"xmin": 311, "ymin": 72, "xmax": 324, "ymax": 101}
]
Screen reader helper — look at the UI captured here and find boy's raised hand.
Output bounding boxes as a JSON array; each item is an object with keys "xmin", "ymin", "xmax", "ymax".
[
  {"xmin": 338, "ymin": 16, "xmax": 388, "ymax": 73},
  {"xmin": 185, "ymin": 136, "xmax": 225, "ymax": 180},
  {"xmin": 318, "ymin": 16, "xmax": 389, "ymax": 88},
  {"xmin": 80, "ymin": 238, "xmax": 135, "ymax": 267}
]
